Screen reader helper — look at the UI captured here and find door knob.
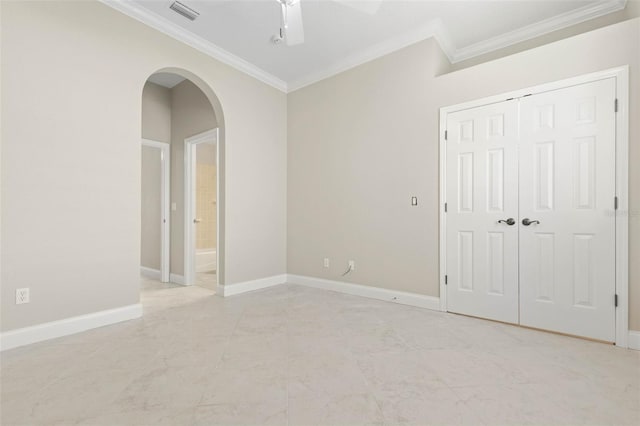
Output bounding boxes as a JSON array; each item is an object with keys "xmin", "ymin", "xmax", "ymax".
[
  {"xmin": 193, "ymin": 218, "xmax": 202, "ymax": 223},
  {"xmin": 522, "ymin": 218, "xmax": 540, "ymax": 226},
  {"xmin": 498, "ymin": 218, "xmax": 516, "ymax": 226}
]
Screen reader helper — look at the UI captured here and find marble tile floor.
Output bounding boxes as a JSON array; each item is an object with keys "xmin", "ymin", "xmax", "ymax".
[
  {"xmin": 1, "ymin": 278, "xmax": 639, "ymax": 425},
  {"xmin": 196, "ymin": 271, "xmax": 217, "ymax": 291}
]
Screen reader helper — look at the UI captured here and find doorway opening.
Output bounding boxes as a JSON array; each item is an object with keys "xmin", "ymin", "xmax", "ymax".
[
  {"xmin": 184, "ymin": 130, "xmax": 219, "ymax": 290},
  {"xmin": 140, "ymin": 139, "xmax": 170, "ymax": 283},
  {"xmin": 140, "ymin": 69, "xmax": 224, "ymax": 293}
]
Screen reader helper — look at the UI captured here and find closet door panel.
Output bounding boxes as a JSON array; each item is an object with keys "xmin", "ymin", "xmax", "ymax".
[
  {"xmin": 518, "ymin": 78, "xmax": 616, "ymax": 342},
  {"xmin": 445, "ymin": 101, "xmax": 519, "ymax": 324}
]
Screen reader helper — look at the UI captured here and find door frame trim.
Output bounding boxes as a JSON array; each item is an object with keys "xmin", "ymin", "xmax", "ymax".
[
  {"xmin": 141, "ymin": 139, "xmax": 171, "ymax": 283},
  {"xmin": 184, "ymin": 128, "xmax": 219, "ymax": 287},
  {"xmin": 438, "ymin": 66, "xmax": 630, "ymax": 347}
]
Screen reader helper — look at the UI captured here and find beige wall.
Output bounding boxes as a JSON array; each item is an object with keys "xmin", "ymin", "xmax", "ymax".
[
  {"xmin": 170, "ymin": 79, "xmax": 217, "ymax": 275},
  {"xmin": 288, "ymin": 37, "xmax": 450, "ymax": 296},
  {"xmin": 141, "ymin": 82, "xmax": 171, "ymax": 143},
  {"xmin": 288, "ymin": 19, "xmax": 640, "ymax": 330},
  {"xmin": 140, "ymin": 146, "xmax": 162, "ymax": 270},
  {"xmin": 140, "ymin": 82, "xmax": 171, "ymax": 272},
  {"xmin": 1, "ymin": 0, "xmax": 287, "ymax": 332}
]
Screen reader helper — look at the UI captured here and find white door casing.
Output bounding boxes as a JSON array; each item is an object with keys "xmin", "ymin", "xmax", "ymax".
[
  {"xmin": 518, "ymin": 78, "xmax": 616, "ymax": 342},
  {"xmin": 445, "ymin": 100, "xmax": 520, "ymax": 324}
]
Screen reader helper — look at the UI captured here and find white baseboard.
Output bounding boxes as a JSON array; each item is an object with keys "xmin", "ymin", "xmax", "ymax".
[
  {"xmin": 140, "ymin": 266, "xmax": 161, "ymax": 280},
  {"xmin": 217, "ymin": 274, "xmax": 287, "ymax": 297},
  {"xmin": 196, "ymin": 264, "xmax": 217, "ymax": 273},
  {"xmin": 0, "ymin": 304, "xmax": 142, "ymax": 352},
  {"xmin": 142, "ymin": 269, "xmax": 186, "ymax": 286},
  {"xmin": 287, "ymin": 274, "xmax": 441, "ymax": 311},
  {"xmin": 628, "ymin": 331, "xmax": 640, "ymax": 351},
  {"xmin": 170, "ymin": 273, "xmax": 185, "ymax": 285}
]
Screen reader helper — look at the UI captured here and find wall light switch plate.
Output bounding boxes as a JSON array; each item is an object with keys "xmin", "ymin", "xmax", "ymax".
[
  {"xmin": 16, "ymin": 288, "xmax": 30, "ymax": 304},
  {"xmin": 411, "ymin": 196, "xmax": 418, "ymax": 206},
  {"xmin": 323, "ymin": 258, "xmax": 330, "ymax": 268},
  {"xmin": 171, "ymin": 202, "xmax": 177, "ymax": 211}
]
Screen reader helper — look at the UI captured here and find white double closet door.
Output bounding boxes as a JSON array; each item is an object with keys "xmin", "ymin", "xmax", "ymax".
[{"xmin": 445, "ymin": 78, "xmax": 616, "ymax": 342}]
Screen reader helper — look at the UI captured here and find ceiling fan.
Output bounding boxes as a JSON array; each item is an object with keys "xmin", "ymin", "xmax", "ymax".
[{"xmin": 273, "ymin": 0, "xmax": 383, "ymax": 46}]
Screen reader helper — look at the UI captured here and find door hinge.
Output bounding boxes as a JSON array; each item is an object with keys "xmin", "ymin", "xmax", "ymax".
[
  {"xmin": 444, "ymin": 130, "xmax": 448, "ymax": 140},
  {"xmin": 615, "ymin": 294, "xmax": 618, "ymax": 307},
  {"xmin": 614, "ymin": 98, "xmax": 618, "ymax": 113},
  {"xmin": 444, "ymin": 202, "xmax": 448, "ymax": 213},
  {"xmin": 445, "ymin": 275, "xmax": 448, "ymax": 285},
  {"xmin": 614, "ymin": 196, "xmax": 618, "ymax": 210}
]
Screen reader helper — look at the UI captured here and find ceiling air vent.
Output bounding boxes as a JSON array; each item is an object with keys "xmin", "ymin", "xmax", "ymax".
[{"xmin": 169, "ymin": 1, "xmax": 200, "ymax": 21}]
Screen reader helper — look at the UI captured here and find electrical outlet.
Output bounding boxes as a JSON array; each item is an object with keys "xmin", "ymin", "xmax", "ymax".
[
  {"xmin": 16, "ymin": 288, "xmax": 30, "ymax": 305},
  {"xmin": 323, "ymin": 258, "xmax": 330, "ymax": 268},
  {"xmin": 348, "ymin": 260, "xmax": 355, "ymax": 271}
]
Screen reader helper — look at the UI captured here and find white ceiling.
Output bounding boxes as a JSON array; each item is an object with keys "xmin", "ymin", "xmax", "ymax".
[{"xmin": 108, "ymin": 0, "xmax": 627, "ymax": 91}]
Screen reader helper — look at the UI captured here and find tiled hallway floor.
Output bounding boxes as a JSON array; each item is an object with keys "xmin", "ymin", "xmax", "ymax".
[
  {"xmin": 1, "ymin": 278, "xmax": 639, "ymax": 425},
  {"xmin": 196, "ymin": 270, "xmax": 217, "ymax": 291}
]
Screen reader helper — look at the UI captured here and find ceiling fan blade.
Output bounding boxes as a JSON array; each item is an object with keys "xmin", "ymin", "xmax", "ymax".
[
  {"xmin": 284, "ymin": 1, "xmax": 304, "ymax": 46},
  {"xmin": 334, "ymin": 0, "xmax": 382, "ymax": 15}
]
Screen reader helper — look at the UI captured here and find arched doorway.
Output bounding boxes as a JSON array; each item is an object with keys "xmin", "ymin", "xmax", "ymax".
[{"xmin": 140, "ymin": 68, "xmax": 225, "ymax": 292}]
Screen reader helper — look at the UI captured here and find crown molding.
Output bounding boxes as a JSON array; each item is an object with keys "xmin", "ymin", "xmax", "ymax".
[
  {"xmin": 289, "ymin": 0, "xmax": 626, "ymax": 91},
  {"xmin": 288, "ymin": 18, "xmax": 456, "ymax": 92},
  {"xmin": 100, "ymin": 0, "xmax": 626, "ymax": 94},
  {"xmin": 451, "ymin": 0, "xmax": 628, "ymax": 63},
  {"xmin": 99, "ymin": 0, "xmax": 288, "ymax": 92}
]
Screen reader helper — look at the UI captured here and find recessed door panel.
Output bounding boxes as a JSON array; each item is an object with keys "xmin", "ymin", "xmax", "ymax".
[
  {"xmin": 534, "ymin": 104, "xmax": 555, "ymax": 130},
  {"xmin": 576, "ymin": 97, "xmax": 596, "ymax": 125},
  {"xmin": 573, "ymin": 137, "xmax": 596, "ymax": 210},
  {"xmin": 534, "ymin": 233, "xmax": 555, "ymax": 303},
  {"xmin": 459, "ymin": 120, "xmax": 474, "ymax": 143},
  {"xmin": 487, "ymin": 232, "xmax": 505, "ymax": 295},
  {"xmin": 458, "ymin": 153, "xmax": 474, "ymax": 212},
  {"xmin": 534, "ymin": 141, "xmax": 555, "ymax": 211},
  {"xmin": 487, "ymin": 149, "xmax": 504, "ymax": 212},
  {"xmin": 573, "ymin": 234, "xmax": 595, "ymax": 308},
  {"xmin": 487, "ymin": 115, "xmax": 504, "ymax": 138},
  {"xmin": 458, "ymin": 231, "xmax": 474, "ymax": 291}
]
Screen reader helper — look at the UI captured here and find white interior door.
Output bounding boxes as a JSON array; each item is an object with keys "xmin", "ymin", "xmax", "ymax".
[
  {"xmin": 446, "ymin": 100, "xmax": 520, "ymax": 324},
  {"xmin": 518, "ymin": 78, "xmax": 617, "ymax": 342}
]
